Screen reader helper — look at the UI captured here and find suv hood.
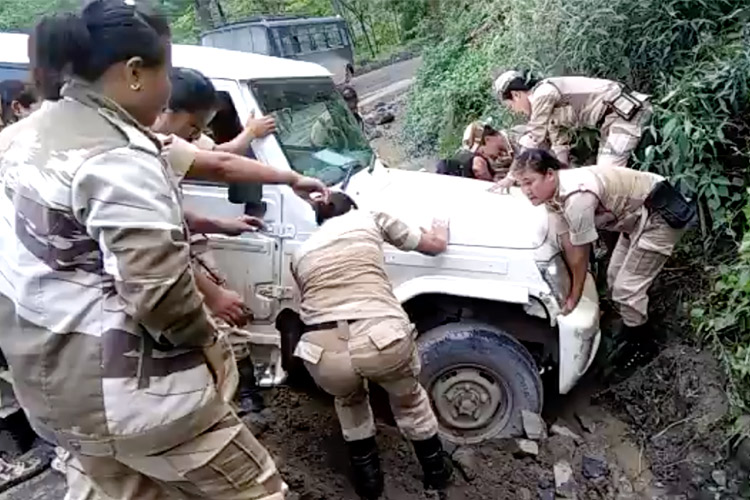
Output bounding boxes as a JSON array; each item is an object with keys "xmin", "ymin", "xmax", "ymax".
[{"xmin": 345, "ymin": 167, "xmax": 553, "ymax": 250}]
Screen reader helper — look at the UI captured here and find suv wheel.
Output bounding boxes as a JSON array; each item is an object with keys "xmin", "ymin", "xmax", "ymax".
[{"xmin": 417, "ymin": 322, "xmax": 543, "ymax": 444}]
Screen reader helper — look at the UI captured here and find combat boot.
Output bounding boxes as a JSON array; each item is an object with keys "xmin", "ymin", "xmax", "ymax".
[
  {"xmin": 236, "ymin": 358, "xmax": 265, "ymax": 416},
  {"xmin": 346, "ymin": 437, "xmax": 384, "ymax": 500},
  {"xmin": 412, "ymin": 434, "xmax": 453, "ymax": 490}
]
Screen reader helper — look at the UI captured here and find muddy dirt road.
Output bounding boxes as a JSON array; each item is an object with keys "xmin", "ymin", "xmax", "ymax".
[{"xmin": 1, "ymin": 344, "xmax": 736, "ymax": 500}]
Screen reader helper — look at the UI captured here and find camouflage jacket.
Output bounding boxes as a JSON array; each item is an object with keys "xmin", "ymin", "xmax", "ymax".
[{"xmin": 0, "ymin": 82, "xmax": 227, "ymax": 457}]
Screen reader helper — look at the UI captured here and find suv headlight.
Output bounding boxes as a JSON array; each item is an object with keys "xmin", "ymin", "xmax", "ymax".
[{"xmin": 536, "ymin": 253, "xmax": 571, "ymax": 307}]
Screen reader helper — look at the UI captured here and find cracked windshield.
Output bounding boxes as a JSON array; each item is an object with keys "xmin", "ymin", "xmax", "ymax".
[{"xmin": 252, "ymin": 79, "xmax": 373, "ymax": 186}]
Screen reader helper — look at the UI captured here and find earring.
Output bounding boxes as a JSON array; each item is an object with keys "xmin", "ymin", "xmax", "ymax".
[{"xmin": 130, "ymin": 82, "xmax": 142, "ymax": 91}]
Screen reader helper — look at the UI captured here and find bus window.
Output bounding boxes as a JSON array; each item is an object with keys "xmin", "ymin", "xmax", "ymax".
[
  {"xmin": 276, "ymin": 27, "xmax": 296, "ymax": 56},
  {"xmin": 291, "ymin": 34, "xmax": 302, "ymax": 53},
  {"xmin": 339, "ymin": 26, "xmax": 350, "ymax": 46},
  {"xmin": 294, "ymin": 26, "xmax": 313, "ymax": 53},
  {"xmin": 249, "ymin": 26, "xmax": 270, "ymax": 55},
  {"xmin": 311, "ymin": 25, "xmax": 328, "ymax": 49},
  {"xmin": 326, "ymin": 25, "xmax": 343, "ymax": 48}
]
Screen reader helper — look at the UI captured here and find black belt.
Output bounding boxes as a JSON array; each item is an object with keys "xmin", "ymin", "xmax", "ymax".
[
  {"xmin": 596, "ymin": 108, "xmax": 613, "ymax": 130},
  {"xmin": 302, "ymin": 319, "xmax": 358, "ymax": 334}
]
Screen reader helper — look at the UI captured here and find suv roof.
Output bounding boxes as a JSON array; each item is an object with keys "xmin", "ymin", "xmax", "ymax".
[{"xmin": 0, "ymin": 32, "xmax": 331, "ymax": 81}]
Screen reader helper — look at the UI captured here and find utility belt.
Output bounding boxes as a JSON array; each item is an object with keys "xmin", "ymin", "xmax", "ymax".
[
  {"xmin": 644, "ymin": 180, "xmax": 696, "ymax": 229},
  {"xmin": 600, "ymin": 87, "xmax": 648, "ymax": 126},
  {"xmin": 302, "ymin": 319, "xmax": 359, "ymax": 336}
]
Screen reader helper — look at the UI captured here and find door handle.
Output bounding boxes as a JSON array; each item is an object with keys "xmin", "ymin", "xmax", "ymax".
[{"xmin": 262, "ymin": 224, "xmax": 296, "ymax": 239}]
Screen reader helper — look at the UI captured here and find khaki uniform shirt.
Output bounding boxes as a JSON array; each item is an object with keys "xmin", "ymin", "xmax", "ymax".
[
  {"xmin": 291, "ymin": 210, "xmax": 421, "ymax": 325},
  {"xmin": 520, "ymin": 77, "xmax": 623, "ymax": 160},
  {"xmin": 0, "ymin": 81, "xmax": 224, "ymax": 456},
  {"xmin": 547, "ymin": 165, "xmax": 663, "ymax": 245}
]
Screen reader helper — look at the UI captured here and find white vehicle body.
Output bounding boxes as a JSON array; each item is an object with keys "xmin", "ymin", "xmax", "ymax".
[{"xmin": 0, "ymin": 33, "xmax": 600, "ymax": 440}]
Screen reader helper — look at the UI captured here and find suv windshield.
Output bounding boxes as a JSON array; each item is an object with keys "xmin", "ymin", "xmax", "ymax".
[{"xmin": 251, "ymin": 78, "xmax": 373, "ymax": 186}]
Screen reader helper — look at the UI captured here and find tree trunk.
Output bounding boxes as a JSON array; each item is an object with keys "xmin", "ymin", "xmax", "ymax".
[
  {"xmin": 357, "ymin": 15, "xmax": 376, "ymax": 57},
  {"xmin": 194, "ymin": 0, "xmax": 213, "ymax": 30},
  {"xmin": 214, "ymin": 0, "xmax": 227, "ymax": 25}
]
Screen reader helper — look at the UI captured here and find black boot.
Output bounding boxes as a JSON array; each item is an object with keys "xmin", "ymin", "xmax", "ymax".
[
  {"xmin": 347, "ymin": 437, "xmax": 384, "ymax": 500},
  {"xmin": 614, "ymin": 323, "xmax": 659, "ymax": 373},
  {"xmin": 235, "ymin": 358, "xmax": 265, "ymax": 417},
  {"xmin": 412, "ymin": 435, "xmax": 453, "ymax": 490}
]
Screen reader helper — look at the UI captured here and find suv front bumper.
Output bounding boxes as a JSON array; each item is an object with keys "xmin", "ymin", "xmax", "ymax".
[{"xmin": 557, "ymin": 272, "xmax": 601, "ymax": 394}]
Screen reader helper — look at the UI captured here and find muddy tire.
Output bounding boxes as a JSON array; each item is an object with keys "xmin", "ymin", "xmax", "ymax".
[{"xmin": 417, "ymin": 322, "xmax": 543, "ymax": 445}]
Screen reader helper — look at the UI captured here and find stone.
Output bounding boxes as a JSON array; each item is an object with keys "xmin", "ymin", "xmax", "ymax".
[
  {"xmin": 617, "ymin": 476, "xmax": 634, "ymax": 495},
  {"xmin": 376, "ymin": 111, "xmax": 395, "ymax": 125},
  {"xmin": 551, "ymin": 422, "xmax": 583, "ymax": 443},
  {"xmin": 711, "ymin": 469, "xmax": 727, "ymax": 488},
  {"xmin": 522, "ymin": 410, "xmax": 548, "ymax": 440},
  {"xmin": 452, "ymin": 447, "xmax": 478, "ymax": 481},
  {"xmin": 554, "ymin": 461, "xmax": 576, "ymax": 498},
  {"xmin": 513, "ymin": 439, "xmax": 539, "ymax": 458},
  {"xmin": 519, "ymin": 487, "xmax": 532, "ymax": 500},
  {"xmin": 576, "ymin": 411, "xmax": 596, "ymax": 433},
  {"xmin": 581, "ymin": 454, "xmax": 609, "ymax": 479},
  {"xmin": 537, "ymin": 488, "xmax": 555, "ymax": 500}
]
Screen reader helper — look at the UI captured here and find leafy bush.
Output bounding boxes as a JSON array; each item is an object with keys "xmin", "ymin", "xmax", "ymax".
[
  {"xmin": 404, "ymin": 0, "xmax": 750, "ymax": 411},
  {"xmin": 405, "ymin": 0, "xmax": 750, "ymax": 236},
  {"xmin": 693, "ymin": 195, "xmax": 750, "ymax": 412}
]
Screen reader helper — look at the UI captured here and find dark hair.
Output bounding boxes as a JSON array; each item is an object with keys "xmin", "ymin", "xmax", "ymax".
[
  {"xmin": 33, "ymin": 0, "xmax": 170, "ymax": 85},
  {"xmin": 478, "ymin": 124, "xmax": 499, "ymax": 145},
  {"xmin": 0, "ymin": 80, "xmax": 37, "ymax": 124},
  {"xmin": 314, "ymin": 192, "xmax": 358, "ymax": 225},
  {"xmin": 501, "ymin": 72, "xmax": 540, "ymax": 100},
  {"xmin": 511, "ymin": 148, "xmax": 564, "ymax": 175},
  {"xmin": 168, "ymin": 68, "xmax": 218, "ymax": 113},
  {"xmin": 30, "ymin": 14, "xmax": 77, "ymax": 101},
  {"xmin": 339, "ymin": 85, "xmax": 358, "ymax": 102}
]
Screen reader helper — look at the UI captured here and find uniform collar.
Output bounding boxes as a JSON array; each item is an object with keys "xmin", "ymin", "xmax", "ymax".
[
  {"xmin": 545, "ymin": 172, "xmax": 565, "ymax": 214},
  {"xmin": 61, "ymin": 79, "xmax": 162, "ymax": 152}
]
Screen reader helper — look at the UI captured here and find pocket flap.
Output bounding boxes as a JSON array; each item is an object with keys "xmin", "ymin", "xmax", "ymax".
[
  {"xmin": 368, "ymin": 327, "xmax": 407, "ymax": 350},
  {"xmin": 294, "ymin": 340, "xmax": 324, "ymax": 364}
]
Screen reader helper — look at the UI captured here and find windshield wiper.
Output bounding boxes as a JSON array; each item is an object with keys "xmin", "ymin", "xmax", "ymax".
[{"xmin": 340, "ymin": 160, "xmax": 362, "ymax": 191}]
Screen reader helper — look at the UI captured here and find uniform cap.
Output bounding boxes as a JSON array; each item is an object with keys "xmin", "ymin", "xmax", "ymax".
[{"xmin": 493, "ymin": 70, "xmax": 523, "ymax": 98}]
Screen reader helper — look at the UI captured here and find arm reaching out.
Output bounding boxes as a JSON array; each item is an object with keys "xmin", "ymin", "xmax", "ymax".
[
  {"xmin": 559, "ymin": 232, "xmax": 590, "ymax": 315},
  {"xmin": 214, "ymin": 111, "xmax": 277, "ymax": 155},
  {"xmin": 187, "ymin": 150, "xmax": 329, "ymax": 203},
  {"xmin": 185, "ymin": 209, "xmax": 264, "ymax": 236},
  {"xmin": 416, "ymin": 218, "xmax": 450, "ymax": 256}
]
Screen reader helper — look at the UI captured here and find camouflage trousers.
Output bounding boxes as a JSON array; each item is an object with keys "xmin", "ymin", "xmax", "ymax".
[
  {"xmin": 294, "ymin": 317, "xmax": 438, "ymax": 442},
  {"xmin": 62, "ymin": 410, "xmax": 287, "ymax": 500},
  {"xmin": 607, "ymin": 212, "xmax": 683, "ymax": 327},
  {"xmin": 598, "ymin": 97, "xmax": 653, "ymax": 167}
]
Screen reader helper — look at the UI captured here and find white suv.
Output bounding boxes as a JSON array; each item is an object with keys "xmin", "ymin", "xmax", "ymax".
[{"xmin": 0, "ymin": 33, "xmax": 600, "ymax": 444}]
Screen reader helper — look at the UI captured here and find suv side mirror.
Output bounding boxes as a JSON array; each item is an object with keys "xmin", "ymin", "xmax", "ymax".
[{"xmin": 228, "ymin": 182, "xmax": 266, "ymax": 217}]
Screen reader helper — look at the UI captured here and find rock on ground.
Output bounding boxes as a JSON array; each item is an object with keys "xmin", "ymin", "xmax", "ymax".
[
  {"xmin": 521, "ymin": 410, "xmax": 548, "ymax": 440},
  {"xmin": 554, "ymin": 461, "xmax": 576, "ymax": 498}
]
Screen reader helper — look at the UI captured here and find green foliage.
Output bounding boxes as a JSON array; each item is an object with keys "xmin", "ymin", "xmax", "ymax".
[
  {"xmin": 404, "ymin": 0, "xmax": 750, "ymax": 415},
  {"xmin": 404, "ymin": 0, "xmax": 750, "ymax": 236},
  {"xmin": 0, "ymin": 0, "xmax": 78, "ymax": 33},
  {"xmin": 693, "ymin": 194, "xmax": 750, "ymax": 412}
]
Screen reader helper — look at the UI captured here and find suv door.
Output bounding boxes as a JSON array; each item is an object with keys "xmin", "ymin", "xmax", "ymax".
[{"xmin": 180, "ymin": 78, "xmax": 285, "ymax": 324}]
